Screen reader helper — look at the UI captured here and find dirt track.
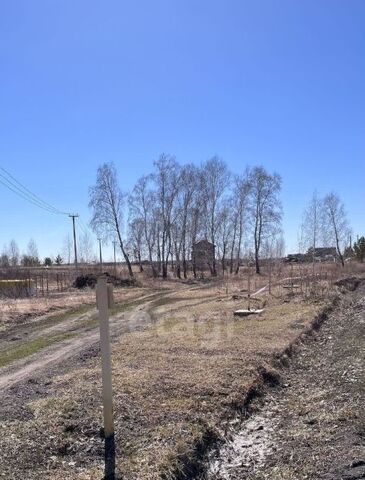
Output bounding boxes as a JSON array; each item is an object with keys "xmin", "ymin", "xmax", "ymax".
[
  {"xmin": 0, "ymin": 290, "xmax": 165, "ymax": 391},
  {"xmin": 205, "ymin": 280, "xmax": 365, "ymax": 480},
  {"xmin": 0, "ymin": 284, "xmax": 222, "ymax": 392}
]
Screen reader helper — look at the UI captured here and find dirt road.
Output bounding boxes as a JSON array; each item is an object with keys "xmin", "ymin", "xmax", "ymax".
[
  {"xmin": 0, "ymin": 284, "xmax": 220, "ymax": 392},
  {"xmin": 205, "ymin": 281, "xmax": 365, "ymax": 480},
  {"xmin": 0, "ymin": 290, "xmax": 166, "ymax": 391}
]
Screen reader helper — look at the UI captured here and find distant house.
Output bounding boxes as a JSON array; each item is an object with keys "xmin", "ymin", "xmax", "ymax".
[
  {"xmin": 285, "ymin": 247, "xmax": 338, "ymax": 263},
  {"xmin": 309, "ymin": 247, "xmax": 337, "ymax": 261},
  {"xmin": 192, "ymin": 239, "xmax": 215, "ymax": 272},
  {"xmin": 285, "ymin": 253, "xmax": 307, "ymax": 263}
]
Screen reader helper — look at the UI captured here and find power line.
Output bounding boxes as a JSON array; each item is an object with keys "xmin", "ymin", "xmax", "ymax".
[
  {"xmin": 0, "ymin": 166, "xmax": 70, "ymax": 215},
  {"xmin": 0, "ymin": 166, "xmax": 68, "ymax": 214},
  {"xmin": 78, "ymin": 217, "xmax": 91, "ymax": 235},
  {"xmin": 78, "ymin": 216, "xmax": 96, "ymax": 239},
  {"xmin": 0, "ymin": 175, "xmax": 61, "ymax": 215}
]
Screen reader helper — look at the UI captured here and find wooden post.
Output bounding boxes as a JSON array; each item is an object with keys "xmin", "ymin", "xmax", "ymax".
[{"xmin": 96, "ymin": 276, "xmax": 115, "ymax": 479}]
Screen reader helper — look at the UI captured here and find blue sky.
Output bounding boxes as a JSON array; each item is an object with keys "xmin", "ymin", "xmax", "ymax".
[{"xmin": 0, "ymin": 0, "xmax": 364, "ymax": 259}]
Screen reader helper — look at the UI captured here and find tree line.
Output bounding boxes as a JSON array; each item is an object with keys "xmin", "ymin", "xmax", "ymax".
[
  {"xmin": 89, "ymin": 155, "xmax": 283, "ymax": 278},
  {"xmin": 3, "ymin": 156, "xmax": 360, "ymax": 274},
  {"xmin": 0, "ymin": 238, "xmax": 64, "ymax": 267}
]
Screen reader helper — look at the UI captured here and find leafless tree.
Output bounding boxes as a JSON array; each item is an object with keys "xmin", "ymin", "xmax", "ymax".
[
  {"xmin": 232, "ymin": 171, "xmax": 251, "ymax": 274},
  {"xmin": 153, "ymin": 154, "xmax": 180, "ymax": 278},
  {"xmin": 190, "ymin": 202, "xmax": 203, "ymax": 278},
  {"xmin": 89, "ymin": 162, "xmax": 133, "ymax": 277},
  {"xmin": 322, "ymin": 192, "xmax": 351, "ymax": 267},
  {"xmin": 103, "ymin": 156, "xmax": 286, "ymax": 280},
  {"xmin": 27, "ymin": 238, "xmax": 39, "ymax": 260},
  {"xmin": 274, "ymin": 234, "xmax": 285, "ymax": 259},
  {"xmin": 201, "ymin": 157, "xmax": 230, "ymax": 275},
  {"xmin": 78, "ymin": 231, "xmax": 95, "ymax": 263},
  {"xmin": 302, "ymin": 191, "xmax": 323, "ymax": 273},
  {"xmin": 129, "ymin": 175, "xmax": 157, "ymax": 276},
  {"xmin": 9, "ymin": 239, "xmax": 19, "ymax": 266},
  {"xmin": 1, "ymin": 245, "xmax": 10, "ymax": 267},
  {"xmin": 249, "ymin": 166, "xmax": 282, "ymax": 274},
  {"xmin": 128, "ymin": 217, "xmax": 145, "ymax": 272},
  {"xmin": 172, "ymin": 164, "xmax": 200, "ymax": 278},
  {"xmin": 216, "ymin": 199, "xmax": 233, "ymax": 273},
  {"xmin": 62, "ymin": 234, "xmax": 72, "ymax": 264}
]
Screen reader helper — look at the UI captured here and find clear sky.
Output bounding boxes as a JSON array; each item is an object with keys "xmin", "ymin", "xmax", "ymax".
[{"xmin": 0, "ymin": 0, "xmax": 364, "ymax": 260}]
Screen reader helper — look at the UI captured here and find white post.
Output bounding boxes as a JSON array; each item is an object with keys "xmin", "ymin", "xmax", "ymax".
[
  {"xmin": 96, "ymin": 275, "xmax": 115, "ymax": 479},
  {"xmin": 247, "ymin": 264, "xmax": 251, "ymax": 311}
]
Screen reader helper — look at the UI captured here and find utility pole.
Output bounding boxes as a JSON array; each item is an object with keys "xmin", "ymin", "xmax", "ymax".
[
  {"xmin": 98, "ymin": 238, "xmax": 103, "ymax": 272},
  {"xmin": 69, "ymin": 214, "xmax": 79, "ymax": 268},
  {"xmin": 112, "ymin": 240, "xmax": 117, "ymax": 275}
]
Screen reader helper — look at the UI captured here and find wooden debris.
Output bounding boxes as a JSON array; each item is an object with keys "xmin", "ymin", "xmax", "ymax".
[{"xmin": 234, "ymin": 309, "xmax": 264, "ymax": 317}]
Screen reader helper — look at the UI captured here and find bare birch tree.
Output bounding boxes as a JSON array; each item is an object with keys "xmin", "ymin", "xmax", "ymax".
[
  {"xmin": 249, "ymin": 167, "xmax": 282, "ymax": 274},
  {"xmin": 302, "ymin": 191, "xmax": 323, "ymax": 273},
  {"xmin": 216, "ymin": 199, "xmax": 233, "ymax": 273},
  {"xmin": 322, "ymin": 192, "xmax": 351, "ymax": 267},
  {"xmin": 89, "ymin": 162, "xmax": 133, "ymax": 277},
  {"xmin": 9, "ymin": 239, "xmax": 19, "ymax": 266},
  {"xmin": 128, "ymin": 217, "xmax": 145, "ymax": 272},
  {"xmin": 232, "ymin": 171, "xmax": 251, "ymax": 274},
  {"xmin": 201, "ymin": 157, "xmax": 230, "ymax": 275},
  {"xmin": 173, "ymin": 164, "xmax": 200, "ymax": 278},
  {"xmin": 63, "ymin": 234, "xmax": 72, "ymax": 264},
  {"xmin": 27, "ymin": 238, "xmax": 39, "ymax": 261},
  {"xmin": 78, "ymin": 231, "xmax": 95, "ymax": 263},
  {"xmin": 154, "ymin": 154, "xmax": 180, "ymax": 279},
  {"xmin": 129, "ymin": 175, "xmax": 157, "ymax": 276}
]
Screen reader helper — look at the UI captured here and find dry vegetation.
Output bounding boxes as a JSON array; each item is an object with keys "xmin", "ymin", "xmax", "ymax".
[
  {"xmin": 0, "ymin": 285, "xmax": 159, "ymax": 334},
  {"xmin": 0, "ymin": 266, "xmax": 334, "ymax": 480}
]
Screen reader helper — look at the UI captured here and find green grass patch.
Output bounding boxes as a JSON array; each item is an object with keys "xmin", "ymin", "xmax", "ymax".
[
  {"xmin": 71, "ymin": 292, "xmax": 167, "ymax": 329},
  {"xmin": 32, "ymin": 303, "xmax": 96, "ymax": 332},
  {"xmin": 0, "ymin": 332, "xmax": 76, "ymax": 368},
  {"xmin": 110, "ymin": 291, "xmax": 166, "ymax": 315}
]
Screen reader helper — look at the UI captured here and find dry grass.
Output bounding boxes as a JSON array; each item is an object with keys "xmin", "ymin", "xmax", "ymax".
[
  {"xmin": 0, "ymin": 286, "xmax": 157, "ymax": 333},
  {"xmin": 0, "ymin": 281, "xmax": 328, "ymax": 479}
]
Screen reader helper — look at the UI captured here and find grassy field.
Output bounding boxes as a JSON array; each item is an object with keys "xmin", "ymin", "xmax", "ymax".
[{"xmin": 0, "ymin": 278, "xmax": 328, "ymax": 479}]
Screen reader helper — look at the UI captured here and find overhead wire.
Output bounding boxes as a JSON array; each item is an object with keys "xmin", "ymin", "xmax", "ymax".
[
  {"xmin": 0, "ymin": 175, "xmax": 62, "ymax": 215},
  {"xmin": 0, "ymin": 166, "xmax": 70, "ymax": 215},
  {"xmin": 78, "ymin": 216, "xmax": 94, "ymax": 237}
]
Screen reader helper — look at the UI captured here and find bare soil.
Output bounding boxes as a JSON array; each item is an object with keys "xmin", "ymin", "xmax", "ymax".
[
  {"xmin": 0, "ymin": 287, "xmax": 171, "ymax": 390},
  {"xmin": 205, "ymin": 279, "xmax": 365, "ymax": 480}
]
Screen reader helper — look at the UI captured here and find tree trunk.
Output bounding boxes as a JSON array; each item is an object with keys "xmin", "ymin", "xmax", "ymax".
[
  {"xmin": 230, "ymin": 222, "xmax": 237, "ymax": 274},
  {"xmin": 255, "ymin": 249, "xmax": 260, "ymax": 274},
  {"xmin": 118, "ymin": 236, "xmax": 133, "ymax": 277},
  {"xmin": 115, "ymin": 219, "xmax": 133, "ymax": 277},
  {"xmin": 138, "ymin": 250, "xmax": 143, "ymax": 272}
]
